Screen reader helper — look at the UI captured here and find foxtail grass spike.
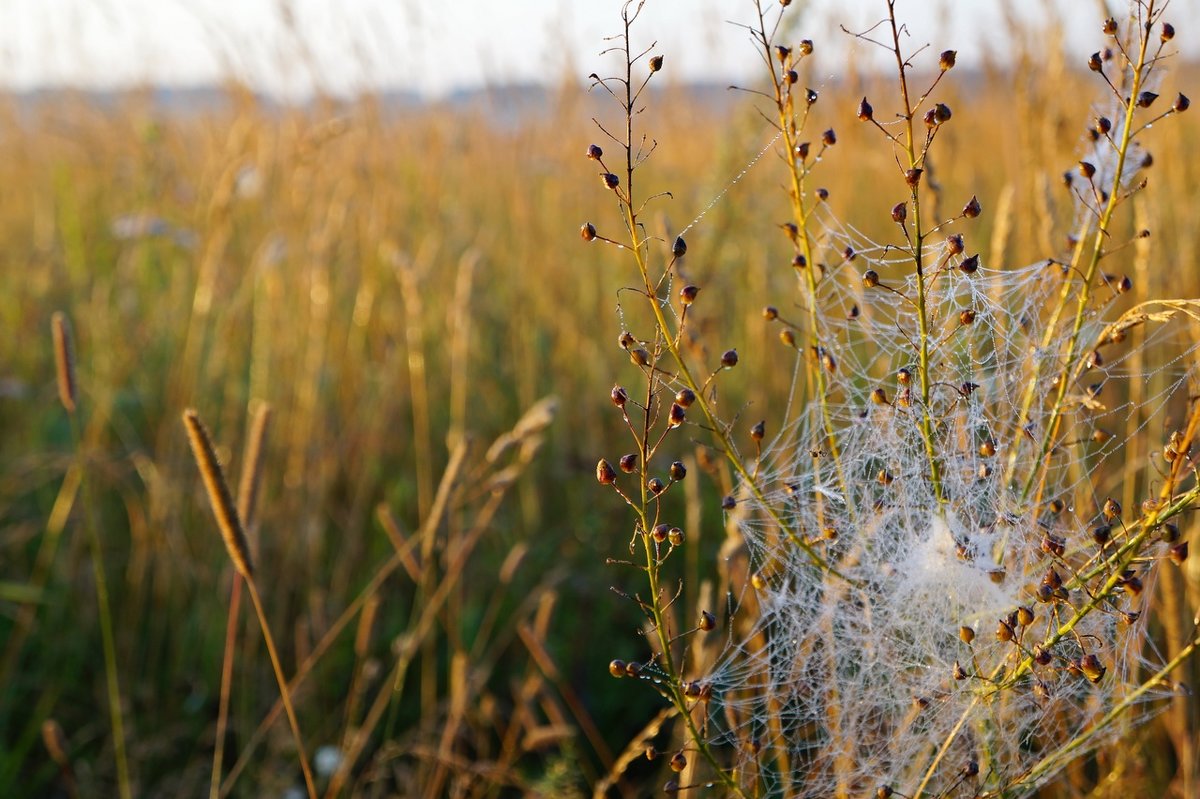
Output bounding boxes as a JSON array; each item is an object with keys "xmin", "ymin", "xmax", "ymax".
[{"xmin": 183, "ymin": 409, "xmax": 255, "ymax": 578}]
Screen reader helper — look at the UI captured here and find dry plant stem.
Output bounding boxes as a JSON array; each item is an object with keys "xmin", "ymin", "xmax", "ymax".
[
  {"xmin": 752, "ymin": 1, "xmax": 849, "ymax": 508},
  {"xmin": 886, "ymin": 0, "xmax": 944, "ymax": 503},
  {"xmin": 51, "ymin": 313, "xmax": 133, "ymax": 799},
  {"xmin": 1015, "ymin": 2, "xmax": 1156, "ymax": 507}
]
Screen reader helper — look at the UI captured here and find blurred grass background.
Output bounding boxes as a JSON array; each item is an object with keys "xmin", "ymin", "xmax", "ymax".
[{"xmin": 1, "ymin": 16, "xmax": 1198, "ymax": 797}]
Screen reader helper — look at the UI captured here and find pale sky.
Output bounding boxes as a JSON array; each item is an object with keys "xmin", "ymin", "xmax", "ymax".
[{"xmin": 0, "ymin": 1, "xmax": 1195, "ymax": 99}]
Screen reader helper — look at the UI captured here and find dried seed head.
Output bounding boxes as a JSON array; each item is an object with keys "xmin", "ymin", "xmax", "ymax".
[
  {"xmin": 964, "ymin": 760, "xmax": 979, "ymax": 778},
  {"xmin": 1137, "ymin": 91, "xmax": 1159, "ymax": 108},
  {"xmin": 934, "ymin": 103, "xmax": 952, "ymax": 123},
  {"xmin": 1103, "ymin": 497, "xmax": 1122, "ymax": 520},
  {"xmin": 979, "ymin": 439, "xmax": 996, "ymax": 457},
  {"xmin": 877, "ymin": 788, "xmax": 894, "ymax": 799},
  {"xmin": 891, "ymin": 201, "xmax": 907, "ymax": 223},
  {"xmin": 645, "ymin": 745, "xmax": 657, "ymax": 760},
  {"xmin": 863, "ymin": 269, "xmax": 880, "ymax": 288},
  {"xmin": 669, "ymin": 461, "xmax": 687, "ymax": 481},
  {"xmin": 652, "ymin": 523, "xmax": 670, "ymax": 542},
  {"xmin": 1080, "ymin": 654, "xmax": 1106, "ymax": 683},
  {"xmin": 1175, "ymin": 93, "xmax": 1191, "ymax": 112},
  {"xmin": 897, "ymin": 367, "xmax": 912, "ymax": 385},
  {"xmin": 795, "ymin": 141, "xmax": 810, "ymax": 160},
  {"xmin": 51, "ymin": 312, "xmax": 77, "ymax": 414},
  {"xmin": 816, "ymin": 187, "xmax": 829, "ymax": 201},
  {"xmin": 751, "ymin": 420, "xmax": 766, "ymax": 442},
  {"xmin": 780, "ymin": 329, "xmax": 796, "ymax": 347},
  {"xmin": 996, "ymin": 618, "xmax": 1014, "ymax": 642},
  {"xmin": 596, "ymin": 459, "xmax": 617, "ymax": 485},
  {"xmin": 182, "ymin": 410, "xmax": 255, "ymax": 579},
  {"xmin": 953, "ymin": 660, "xmax": 968, "ymax": 680},
  {"xmin": 962, "ymin": 195, "xmax": 982, "ymax": 218},
  {"xmin": 763, "ymin": 305, "xmax": 779, "ymax": 320},
  {"xmin": 799, "ymin": 39, "xmax": 813, "ymax": 55},
  {"xmin": 751, "ymin": 572, "xmax": 767, "ymax": 590},
  {"xmin": 871, "ymin": 387, "xmax": 890, "ymax": 405},
  {"xmin": 680, "ymin": 284, "xmax": 700, "ymax": 305},
  {"xmin": 699, "ymin": 610, "xmax": 716, "ymax": 631},
  {"xmin": 1096, "ymin": 116, "xmax": 1112, "ymax": 134},
  {"xmin": 619, "ymin": 454, "xmax": 637, "ymax": 474},
  {"xmin": 675, "ymin": 387, "xmax": 696, "ymax": 408},
  {"xmin": 1092, "ymin": 524, "xmax": 1112, "ymax": 546},
  {"xmin": 939, "ymin": 49, "xmax": 957, "ymax": 70},
  {"xmin": 664, "ymin": 780, "xmax": 679, "ymax": 793},
  {"xmin": 1091, "ymin": 428, "xmax": 1112, "ymax": 444},
  {"xmin": 958, "ymin": 254, "xmax": 980, "ymax": 274},
  {"xmin": 1034, "ymin": 645, "xmax": 1052, "ymax": 665},
  {"xmin": 947, "ymin": 233, "xmax": 965, "ymax": 255},
  {"xmin": 1103, "ymin": 17, "xmax": 1118, "ymax": 35},
  {"xmin": 1161, "ymin": 22, "xmax": 1175, "ymax": 41},
  {"xmin": 611, "ymin": 386, "xmax": 628, "ymax": 407},
  {"xmin": 649, "ymin": 54, "xmax": 664, "ymax": 73},
  {"xmin": 587, "ymin": 143, "xmax": 603, "ymax": 160},
  {"xmin": 602, "ymin": 172, "xmax": 620, "ymax": 190},
  {"xmin": 609, "ymin": 659, "xmax": 626, "ymax": 678},
  {"xmin": 668, "ymin": 527, "xmax": 684, "ymax": 546},
  {"xmin": 1079, "ymin": 161, "xmax": 1096, "ymax": 179},
  {"xmin": 670, "ymin": 751, "xmax": 687, "ymax": 772},
  {"xmin": 784, "ymin": 69, "xmax": 799, "ymax": 85},
  {"xmin": 821, "ymin": 352, "xmax": 836, "ymax": 373},
  {"xmin": 960, "ymin": 309, "xmax": 976, "ymax": 325},
  {"xmin": 669, "ymin": 403, "xmax": 686, "ymax": 427},
  {"xmin": 629, "ymin": 348, "xmax": 650, "ymax": 367},
  {"xmin": 721, "ymin": 349, "xmax": 739, "ymax": 368},
  {"xmin": 721, "ymin": 495, "xmax": 737, "ymax": 510},
  {"xmin": 1087, "ymin": 349, "xmax": 1103, "ymax": 368},
  {"xmin": 618, "ymin": 331, "xmax": 636, "ymax": 349},
  {"xmin": 775, "ymin": 45, "xmax": 792, "ymax": 63},
  {"xmin": 1161, "ymin": 522, "xmax": 1180, "ymax": 543},
  {"xmin": 877, "ymin": 469, "xmax": 894, "ymax": 485},
  {"xmin": 580, "ymin": 222, "xmax": 597, "ymax": 241},
  {"xmin": 805, "ymin": 88, "xmax": 818, "ymax": 104},
  {"xmin": 1041, "ymin": 535, "xmax": 1066, "ymax": 558},
  {"xmin": 1169, "ymin": 541, "xmax": 1189, "ymax": 565},
  {"xmin": 923, "ymin": 108, "xmax": 938, "ymax": 128},
  {"xmin": 857, "ymin": 96, "xmax": 874, "ymax": 121},
  {"xmin": 625, "ymin": 661, "xmax": 641, "ymax": 677},
  {"xmin": 1017, "ymin": 606, "xmax": 1034, "ymax": 626},
  {"xmin": 822, "ymin": 128, "xmax": 837, "ymax": 146},
  {"xmin": 959, "ymin": 625, "xmax": 975, "ymax": 644},
  {"xmin": 905, "ymin": 168, "xmax": 923, "ymax": 188},
  {"xmin": 1088, "ymin": 51, "xmax": 1103, "ymax": 71},
  {"xmin": 1043, "ymin": 567, "xmax": 1063, "ymax": 590}
]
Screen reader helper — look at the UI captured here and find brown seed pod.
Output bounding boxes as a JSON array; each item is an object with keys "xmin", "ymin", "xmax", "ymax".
[
  {"xmin": 699, "ymin": 610, "xmax": 716, "ymax": 631},
  {"xmin": 675, "ymin": 388, "xmax": 696, "ymax": 408},
  {"xmin": 858, "ymin": 96, "xmax": 874, "ymax": 121},
  {"xmin": 763, "ymin": 305, "xmax": 779, "ymax": 320},
  {"xmin": 602, "ymin": 172, "xmax": 620, "ymax": 189},
  {"xmin": 609, "ymin": 659, "xmax": 626, "ymax": 678},
  {"xmin": 668, "ymin": 527, "xmax": 684, "ymax": 546},
  {"xmin": 669, "ymin": 461, "xmax": 687, "ymax": 481},
  {"xmin": 1080, "ymin": 654, "xmax": 1106, "ymax": 683},
  {"xmin": 648, "ymin": 477, "xmax": 666, "ymax": 495},
  {"xmin": 959, "ymin": 625, "xmax": 975, "ymax": 644},
  {"xmin": 619, "ymin": 454, "xmax": 637, "ymax": 473},
  {"xmin": 960, "ymin": 309, "xmax": 976, "ymax": 325},
  {"xmin": 652, "ymin": 524, "xmax": 670, "ymax": 542},
  {"xmin": 947, "ymin": 233, "xmax": 965, "ymax": 254},
  {"xmin": 670, "ymin": 752, "xmax": 687, "ymax": 772},
  {"xmin": 958, "ymin": 254, "xmax": 980, "ymax": 274},
  {"xmin": 751, "ymin": 420, "xmax": 766, "ymax": 442},
  {"xmin": 596, "ymin": 459, "xmax": 617, "ymax": 485},
  {"xmin": 611, "ymin": 386, "xmax": 628, "ymax": 407},
  {"xmin": 668, "ymin": 403, "xmax": 686, "ymax": 427},
  {"xmin": 939, "ymin": 50, "xmax": 957, "ymax": 70},
  {"xmin": 672, "ymin": 236, "xmax": 687, "ymax": 257},
  {"xmin": 580, "ymin": 222, "xmax": 597, "ymax": 241},
  {"xmin": 822, "ymin": 128, "xmax": 837, "ymax": 146},
  {"xmin": 680, "ymin": 284, "xmax": 700, "ymax": 305},
  {"xmin": 962, "ymin": 195, "xmax": 982, "ymax": 218},
  {"xmin": 721, "ymin": 349, "xmax": 739, "ymax": 368},
  {"xmin": 587, "ymin": 144, "xmax": 603, "ymax": 160},
  {"xmin": 863, "ymin": 269, "xmax": 880, "ymax": 288},
  {"xmin": 721, "ymin": 495, "xmax": 737, "ymax": 510},
  {"xmin": 649, "ymin": 55, "xmax": 664, "ymax": 73},
  {"xmin": 871, "ymin": 387, "xmax": 890, "ymax": 405},
  {"xmin": 1103, "ymin": 497, "xmax": 1122, "ymax": 520}
]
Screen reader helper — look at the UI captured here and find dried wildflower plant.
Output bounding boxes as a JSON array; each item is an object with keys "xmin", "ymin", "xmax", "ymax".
[{"xmin": 585, "ymin": 1, "xmax": 1199, "ymax": 796}]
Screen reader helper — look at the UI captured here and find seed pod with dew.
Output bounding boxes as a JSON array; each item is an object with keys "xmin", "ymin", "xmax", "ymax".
[
  {"xmin": 947, "ymin": 233, "xmax": 965, "ymax": 254},
  {"xmin": 962, "ymin": 195, "xmax": 981, "ymax": 218},
  {"xmin": 609, "ymin": 659, "xmax": 626, "ymax": 678},
  {"xmin": 843, "ymin": 246, "xmax": 857, "ymax": 262},
  {"xmin": 648, "ymin": 55, "xmax": 664, "ymax": 73},
  {"xmin": 798, "ymin": 39, "xmax": 813, "ymax": 55},
  {"xmin": 1088, "ymin": 51, "xmax": 1103, "ymax": 71},
  {"xmin": 580, "ymin": 222, "xmax": 597, "ymax": 241},
  {"xmin": 680, "ymin": 285, "xmax": 699, "ymax": 305},
  {"xmin": 1136, "ymin": 91, "xmax": 1159, "ymax": 108},
  {"xmin": 805, "ymin": 88, "xmax": 818, "ymax": 104},
  {"xmin": 763, "ymin": 305, "xmax": 778, "ymax": 320},
  {"xmin": 1041, "ymin": 535, "xmax": 1066, "ymax": 558},
  {"xmin": 775, "ymin": 45, "xmax": 791, "ymax": 63},
  {"xmin": 1103, "ymin": 17, "xmax": 1118, "ymax": 35},
  {"xmin": 668, "ymin": 527, "xmax": 684, "ymax": 546},
  {"xmin": 182, "ymin": 409, "xmax": 255, "ymax": 579},
  {"xmin": 871, "ymin": 387, "xmax": 890, "ymax": 405},
  {"xmin": 939, "ymin": 49, "xmax": 957, "ymax": 70},
  {"xmin": 960, "ymin": 309, "xmax": 976, "ymax": 325},
  {"xmin": 905, "ymin": 168, "xmax": 922, "ymax": 188},
  {"xmin": 751, "ymin": 420, "xmax": 766, "ymax": 442},
  {"xmin": 923, "ymin": 108, "xmax": 938, "ymax": 128},
  {"xmin": 721, "ymin": 349, "xmax": 739, "ymax": 368},
  {"xmin": 822, "ymin": 128, "xmax": 837, "ymax": 146},
  {"xmin": 877, "ymin": 469, "xmax": 894, "ymax": 486},
  {"xmin": 652, "ymin": 523, "xmax": 669, "ymax": 542},
  {"xmin": 958, "ymin": 254, "xmax": 980, "ymax": 274},
  {"xmin": 795, "ymin": 141, "xmax": 810, "ymax": 161},
  {"xmin": 668, "ymin": 403, "xmax": 686, "ymax": 428},
  {"xmin": 784, "ymin": 69, "xmax": 799, "ymax": 85},
  {"xmin": 51, "ymin": 312, "xmax": 77, "ymax": 414},
  {"xmin": 683, "ymin": 681, "xmax": 701, "ymax": 698},
  {"xmin": 625, "ymin": 661, "xmax": 641, "ymax": 677},
  {"xmin": 672, "ymin": 236, "xmax": 687, "ymax": 257},
  {"xmin": 699, "ymin": 610, "xmax": 716, "ymax": 631},
  {"xmin": 611, "ymin": 386, "xmax": 628, "ymax": 407},
  {"xmin": 863, "ymin": 269, "xmax": 880, "ymax": 288},
  {"xmin": 891, "ymin": 201, "xmax": 907, "ymax": 223},
  {"xmin": 618, "ymin": 331, "xmax": 635, "ymax": 349},
  {"xmin": 996, "ymin": 618, "xmax": 1015, "ymax": 642},
  {"xmin": 1174, "ymin": 93, "xmax": 1190, "ymax": 112},
  {"xmin": 675, "ymin": 387, "xmax": 696, "ymax": 408},
  {"xmin": 596, "ymin": 459, "xmax": 617, "ymax": 485},
  {"xmin": 648, "ymin": 477, "xmax": 665, "ymax": 495},
  {"xmin": 619, "ymin": 454, "xmax": 637, "ymax": 473},
  {"xmin": 602, "ymin": 172, "xmax": 620, "ymax": 190},
  {"xmin": 669, "ymin": 461, "xmax": 686, "ymax": 481},
  {"xmin": 858, "ymin": 97, "xmax": 873, "ymax": 121}
]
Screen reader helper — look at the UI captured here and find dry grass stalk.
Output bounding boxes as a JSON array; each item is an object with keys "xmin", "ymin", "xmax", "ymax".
[{"xmin": 51, "ymin": 312, "xmax": 77, "ymax": 414}]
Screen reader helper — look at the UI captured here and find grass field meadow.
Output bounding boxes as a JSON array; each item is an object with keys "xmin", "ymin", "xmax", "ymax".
[{"xmin": 2, "ymin": 3, "xmax": 1199, "ymax": 797}]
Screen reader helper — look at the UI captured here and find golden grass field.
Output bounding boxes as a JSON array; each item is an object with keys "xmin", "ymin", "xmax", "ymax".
[{"xmin": 1, "ymin": 6, "xmax": 1199, "ymax": 797}]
